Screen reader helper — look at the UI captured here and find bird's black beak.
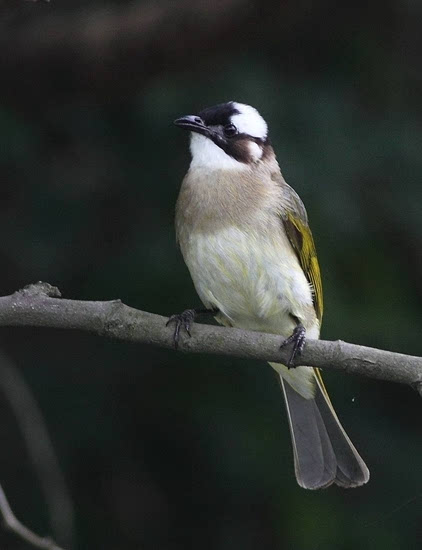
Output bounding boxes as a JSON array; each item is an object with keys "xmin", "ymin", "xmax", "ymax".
[{"xmin": 174, "ymin": 115, "xmax": 210, "ymax": 137}]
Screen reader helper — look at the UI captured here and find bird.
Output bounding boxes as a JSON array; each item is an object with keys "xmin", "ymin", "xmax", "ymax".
[{"xmin": 169, "ymin": 101, "xmax": 369, "ymax": 489}]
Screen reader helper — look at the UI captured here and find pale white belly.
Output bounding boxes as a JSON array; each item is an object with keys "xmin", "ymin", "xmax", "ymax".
[{"xmin": 182, "ymin": 226, "xmax": 315, "ymax": 338}]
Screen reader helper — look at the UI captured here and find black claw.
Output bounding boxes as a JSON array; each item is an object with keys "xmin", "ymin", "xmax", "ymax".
[
  {"xmin": 166, "ymin": 309, "xmax": 196, "ymax": 349},
  {"xmin": 280, "ymin": 324, "xmax": 306, "ymax": 368}
]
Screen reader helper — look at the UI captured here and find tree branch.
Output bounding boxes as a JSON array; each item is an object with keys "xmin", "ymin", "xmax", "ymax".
[
  {"xmin": 1, "ymin": 282, "xmax": 421, "ymax": 396},
  {"xmin": 0, "ymin": 482, "xmax": 65, "ymax": 550},
  {"xmin": 0, "ymin": 351, "xmax": 74, "ymax": 548}
]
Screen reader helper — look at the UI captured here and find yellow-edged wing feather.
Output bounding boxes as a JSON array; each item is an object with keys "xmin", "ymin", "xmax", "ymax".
[
  {"xmin": 282, "ymin": 212, "xmax": 323, "ymax": 323},
  {"xmin": 282, "ymin": 211, "xmax": 329, "ymax": 397}
]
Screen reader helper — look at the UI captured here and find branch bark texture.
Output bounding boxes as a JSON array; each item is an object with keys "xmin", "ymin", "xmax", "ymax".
[{"xmin": 1, "ymin": 283, "xmax": 421, "ymax": 396}]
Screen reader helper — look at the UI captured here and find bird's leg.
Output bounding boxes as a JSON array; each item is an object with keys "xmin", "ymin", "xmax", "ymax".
[
  {"xmin": 166, "ymin": 307, "xmax": 218, "ymax": 349},
  {"xmin": 279, "ymin": 317, "xmax": 306, "ymax": 369}
]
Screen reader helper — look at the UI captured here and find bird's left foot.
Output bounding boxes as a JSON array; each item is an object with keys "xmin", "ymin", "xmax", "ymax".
[{"xmin": 280, "ymin": 324, "xmax": 306, "ymax": 368}]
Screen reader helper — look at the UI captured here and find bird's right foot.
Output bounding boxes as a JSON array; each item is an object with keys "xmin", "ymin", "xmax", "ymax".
[
  {"xmin": 280, "ymin": 324, "xmax": 306, "ymax": 369},
  {"xmin": 166, "ymin": 309, "xmax": 197, "ymax": 349},
  {"xmin": 166, "ymin": 307, "xmax": 219, "ymax": 349}
]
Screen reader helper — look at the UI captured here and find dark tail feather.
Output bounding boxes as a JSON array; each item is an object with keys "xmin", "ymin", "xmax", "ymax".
[{"xmin": 280, "ymin": 374, "xmax": 370, "ymax": 489}]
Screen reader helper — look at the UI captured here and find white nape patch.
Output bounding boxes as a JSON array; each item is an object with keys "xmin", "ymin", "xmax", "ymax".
[
  {"xmin": 231, "ymin": 103, "xmax": 268, "ymax": 139},
  {"xmin": 189, "ymin": 133, "xmax": 248, "ymax": 171}
]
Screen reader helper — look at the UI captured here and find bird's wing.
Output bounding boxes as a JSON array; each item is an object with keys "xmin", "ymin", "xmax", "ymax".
[
  {"xmin": 282, "ymin": 212, "xmax": 323, "ymax": 322},
  {"xmin": 277, "ymin": 182, "xmax": 323, "ymax": 323}
]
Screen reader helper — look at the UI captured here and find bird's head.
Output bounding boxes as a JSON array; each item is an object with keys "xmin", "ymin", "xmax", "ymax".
[{"xmin": 174, "ymin": 101, "xmax": 271, "ymax": 170}]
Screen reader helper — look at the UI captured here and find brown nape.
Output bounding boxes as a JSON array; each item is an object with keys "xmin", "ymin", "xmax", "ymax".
[{"xmin": 261, "ymin": 141, "xmax": 275, "ymax": 161}]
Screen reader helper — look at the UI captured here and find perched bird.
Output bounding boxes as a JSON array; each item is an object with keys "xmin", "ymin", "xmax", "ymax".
[{"xmin": 169, "ymin": 101, "xmax": 369, "ymax": 489}]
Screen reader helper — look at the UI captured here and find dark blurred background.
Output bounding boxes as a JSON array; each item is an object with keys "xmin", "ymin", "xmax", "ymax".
[{"xmin": 0, "ymin": 0, "xmax": 421, "ymax": 548}]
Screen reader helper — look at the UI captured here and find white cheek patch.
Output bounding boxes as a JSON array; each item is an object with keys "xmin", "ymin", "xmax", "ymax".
[
  {"xmin": 248, "ymin": 141, "xmax": 263, "ymax": 161},
  {"xmin": 189, "ymin": 133, "xmax": 248, "ymax": 171},
  {"xmin": 231, "ymin": 103, "xmax": 268, "ymax": 139}
]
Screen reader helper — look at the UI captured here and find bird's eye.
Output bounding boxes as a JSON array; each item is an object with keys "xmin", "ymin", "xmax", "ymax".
[{"xmin": 224, "ymin": 123, "xmax": 238, "ymax": 137}]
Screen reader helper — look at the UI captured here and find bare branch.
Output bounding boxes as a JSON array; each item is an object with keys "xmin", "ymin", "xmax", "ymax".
[
  {"xmin": 0, "ymin": 282, "xmax": 420, "ymax": 395},
  {"xmin": 0, "ymin": 482, "xmax": 65, "ymax": 550},
  {"xmin": 0, "ymin": 352, "xmax": 75, "ymax": 548}
]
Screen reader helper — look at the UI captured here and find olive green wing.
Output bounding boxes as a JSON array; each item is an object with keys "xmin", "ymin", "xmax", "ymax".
[{"xmin": 282, "ymin": 212, "xmax": 323, "ymax": 323}]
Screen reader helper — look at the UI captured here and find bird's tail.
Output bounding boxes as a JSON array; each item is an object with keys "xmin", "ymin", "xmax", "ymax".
[{"xmin": 279, "ymin": 369, "xmax": 370, "ymax": 489}]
